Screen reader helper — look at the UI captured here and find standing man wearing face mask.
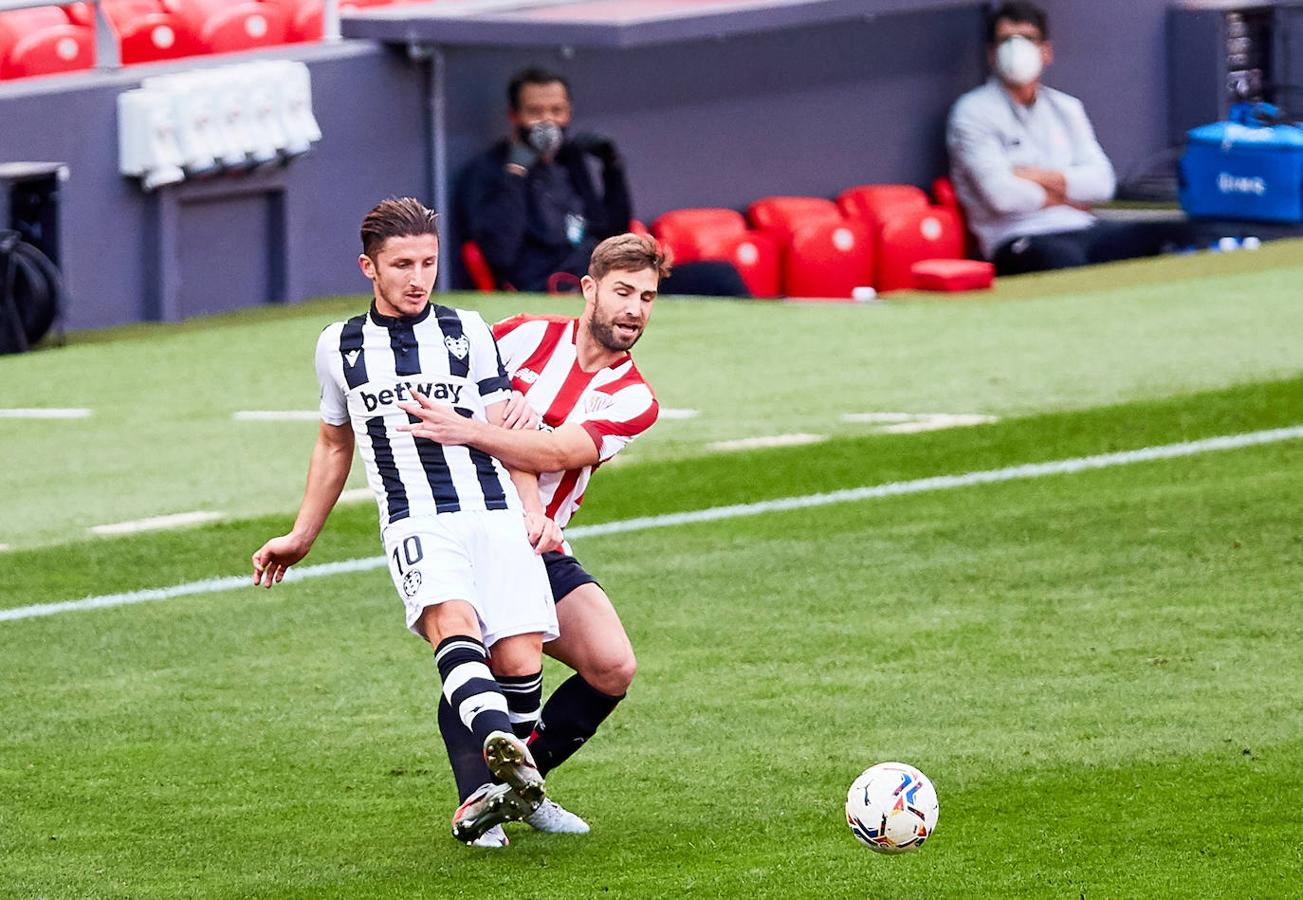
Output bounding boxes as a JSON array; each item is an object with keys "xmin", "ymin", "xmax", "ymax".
[
  {"xmin": 457, "ymin": 67, "xmax": 633, "ymax": 292},
  {"xmin": 947, "ymin": 1, "xmax": 1193, "ymax": 275}
]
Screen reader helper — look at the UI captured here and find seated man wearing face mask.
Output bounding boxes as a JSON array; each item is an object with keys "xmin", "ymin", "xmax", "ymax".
[
  {"xmin": 947, "ymin": 1, "xmax": 1193, "ymax": 275},
  {"xmin": 458, "ymin": 67, "xmax": 749, "ymax": 296},
  {"xmin": 458, "ymin": 67, "xmax": 631, "ymax": 293}
]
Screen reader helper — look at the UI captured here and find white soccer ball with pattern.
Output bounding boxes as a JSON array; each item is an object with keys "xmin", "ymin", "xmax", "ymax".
[{"xmin": 845, "ymin": 762, "xmax": 939, "ymax": 854}]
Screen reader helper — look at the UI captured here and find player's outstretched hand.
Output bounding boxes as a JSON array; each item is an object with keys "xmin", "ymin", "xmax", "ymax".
[
  {"xmin": 523, "ymin": 511, "xmax": 563, "ymax": 555},
  {"xmin": 251, "ymin": 534, "xmax": 310, "ymax": 589},
  {"xmin": 500, "ymin": 391, "xmax": 541, "ymax": 431},
  {"xmin": 396, "ymin": 391, "xmax": 473, "ymax": 445}
]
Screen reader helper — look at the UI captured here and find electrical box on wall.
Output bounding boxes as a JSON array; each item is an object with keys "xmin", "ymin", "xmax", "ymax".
[
  {"xmin": 118, "ymin": 60, "xmax": 322, "ymax": 192},
  {"xmin": 1168, "ymin": 1, "xmax": 1303, "ymax": 144}
]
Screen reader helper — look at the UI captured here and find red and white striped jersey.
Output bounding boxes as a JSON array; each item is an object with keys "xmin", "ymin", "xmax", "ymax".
[{"xmin": 492, "ymin": 314, "xmax": 658, "ymax": 529}]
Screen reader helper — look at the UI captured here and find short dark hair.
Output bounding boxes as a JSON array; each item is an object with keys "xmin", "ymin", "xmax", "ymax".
[
  {"xmin": 986, "ymin": 1, "xmax": 1048, "ymax": 44},
  {"xmin": 588, "ymin": 233, "xmax": 673, "ymax": 282},
  {"xmin": 508, "ymin": 67, "xmax": 571, "ymax": 112},
  {"xmin": 359, "ymin": 197, "xmax": 439, "ymax": 259}
]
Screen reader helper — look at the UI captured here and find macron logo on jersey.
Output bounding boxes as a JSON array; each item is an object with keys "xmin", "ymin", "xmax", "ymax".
[
  {"xmin": 360, "ymin": 379, "xmax": 463, "ymax": 412},
  {"xmin": 345, "ymin": 349, "xmax": 362, "ymax": 368},
  {"xmin": 516, "ymin": 368, "xmax": 540, "ymax": 384}
]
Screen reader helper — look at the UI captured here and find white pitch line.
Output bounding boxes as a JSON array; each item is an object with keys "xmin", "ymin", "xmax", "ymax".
[
  {"xmin": 338, "ymin": 488, "xmax": 372, "ymax": 504},
  {"xmin": 89, "ymin": 511, "xmax": 224, "ymax": 536},
  {"xmin": 840, "ymin": 412, "xmax": 923, "ymax": 423},
  {"xmin": 709, "ymin": 433, "xmax": 826, "ymax": 451},
  {"xmin": 233, "ymin": 410, "xmax": 321, "ymax": 422},
  {"xmin": 4, "ymin": 424, "xmax": 1302, "ymax": 624},
  {"xmin": 0, "ymin": 408, "xmax": 91, "ymax": 419},
  {"xmin": 882, "ymin": 414, "xmax": 998, "ymax": 434},
  {"xmin": 658, "ymin": 408, "xmax": 700, "ymax": 420}
]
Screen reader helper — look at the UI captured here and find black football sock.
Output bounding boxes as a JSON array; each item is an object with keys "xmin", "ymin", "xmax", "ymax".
[
  {"xmin": 433, "ymin": 635, "xmax": 513, "ymax": 750},
  {"xmin": 437, "ymin": 669, "xmax": 543, "ymax": 802},
  {"xmin": 437, "ymin": 695, "xmax": 494, "ymax": 803},
  {"xmin": 498, "ymin": 670, "xmax": 543, "ymax": 740},
  {"xmin": 528, "ymin": 674, "xmax": 625, "ymax": 777}
]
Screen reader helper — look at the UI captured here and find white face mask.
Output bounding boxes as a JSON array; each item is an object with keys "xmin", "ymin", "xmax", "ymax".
[{"xmin": 996, "ymin": 35, "xmax": 1044, "ymax": 86}]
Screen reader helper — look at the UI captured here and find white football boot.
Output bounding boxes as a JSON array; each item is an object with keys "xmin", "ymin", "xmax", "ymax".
[
  {"xmin": 469, "ymin": 825, "xmax": 509, "ymax": 848},
  {"xmin": 524, "ymin": 798, "xmax": 591, "ymax": 834}
]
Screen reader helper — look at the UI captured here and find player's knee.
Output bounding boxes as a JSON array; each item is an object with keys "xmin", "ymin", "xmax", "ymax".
[
  {"xmin": 417, "ymin": 601, "xmax": 479, "ymax": 646},
  {"xmin": 586, "ymin": 649, "xmax": 636, "ymax": 696},
  {"xmin": 488, "ymin": 633, "xmax": 544, "ymax": 676}
]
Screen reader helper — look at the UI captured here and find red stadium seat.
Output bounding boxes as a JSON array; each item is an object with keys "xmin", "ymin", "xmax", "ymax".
[
  {"xmin": 99, "ymin": 0, "xmax": 200, "ymax": 64},
  {"xmin": 746, "ymin": 196, "xmax": 842, "ymax": 244},
  {"xmin": 932, "ymin": 176, "xmax": 978, "ymax": 259},
  {"xmin": 875, "ymin": 206, "xmax": 965, "ymax": 293},
  {"xmin": 652, "ymin": 208, "xmax": 780, "ymax": 297},
  {"xmin": 0, "ymin": 7, "xmax": 94, "ymax": 80},
  {"xmin": 836, "ymin": 184, "xmax": 930, "ymax": 232},
  {"xmin": 652, "ymin": 208, "xmax": 747, "ymax": 263},
  {"xmin": 722, "ymin": 230, "xmax": 781, "ymax": 298},
  {"xmin": 628, "ymin": 218, "xmax": 650, "ymax": 236},
  {"xmin": 462, "ymin": 240, "xmax": 503, "ymax": 293},
  {"xmin": 161, "ymin": 0, "xmax": 287, "ymax": 55},
  {"xmin": 931, "ymin": 176, "xmax": 959, "ymax": 211},
  {"xmin": 782, "ymin": 220, "xmax": 874, "ymax": 299},
  {"xmin": 64, "ymin": 2, "xmax": 93, "ymax": 25},
  {"xmin": 259, "ymin": 0, "xmax": 322, "ymax": 43},
  {"xmin": 746, "ymin": 198, "xmax": 858, "ymax": 298}
]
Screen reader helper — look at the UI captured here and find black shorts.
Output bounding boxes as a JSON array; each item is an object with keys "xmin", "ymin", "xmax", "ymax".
[{"xmin": 542, "ymin": 550, "xmax": 600, "ymax": 603}]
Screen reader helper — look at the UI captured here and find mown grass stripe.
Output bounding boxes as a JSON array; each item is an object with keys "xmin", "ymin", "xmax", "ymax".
[{"xmin": 4, "ymin": 423, "xmax": 1300, "ymax": 624}]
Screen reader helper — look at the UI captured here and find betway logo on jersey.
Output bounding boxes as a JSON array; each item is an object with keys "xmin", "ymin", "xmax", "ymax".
[
  {"xmin": 358, "ymin": 380, "xmax": 463, "ymax": 412},
  {"xmin": 1217, "ymin": 172, "xmax": 1267, "ymax": 196}
]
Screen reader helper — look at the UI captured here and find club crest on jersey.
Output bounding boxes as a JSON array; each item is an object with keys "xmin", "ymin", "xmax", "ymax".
[
  {"xmin": 401, "ymin": 569, "xmax": 422, "ymax": 598},
  {"xmin": 585, "ymin": 394, "xmax": 613, "ymax": 414},
  {"xmin": 444, "ymin": 335, "xmax": 469, "ymax": 360},
  {"xmin": 516, "ymin": 368, "xmax": 540, "ymax": 384}
]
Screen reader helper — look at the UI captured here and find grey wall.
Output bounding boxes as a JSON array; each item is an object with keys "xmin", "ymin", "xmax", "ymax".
[
  {"xmin": 1039, "ymin": 0, "xmax": 1174, "ymax": 183},
  {"xmin": 0, "ymin": 0, "xmax": 1181, "ymax": 326},
  {"xmin": 441, "ymin": 5, "xmax": 986, "ymax": 231}
]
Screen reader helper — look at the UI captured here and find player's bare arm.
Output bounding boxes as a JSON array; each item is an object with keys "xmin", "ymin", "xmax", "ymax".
[
  {"xmin": 485, "ymin": 399, "xmax": 564, "ymax": 555},
  {"xmin": 251, "ymin": 421, "xmax": 354, "ymax": 588},
  {"xmin": 398, "ymin": 390, "xmax": 599, "ymax": 473}
]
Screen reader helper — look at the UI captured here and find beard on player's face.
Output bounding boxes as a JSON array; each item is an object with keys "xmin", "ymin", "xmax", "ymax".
[{"xmin": 588, "ymin": 294, "xmax": 644, "ymax": 351}]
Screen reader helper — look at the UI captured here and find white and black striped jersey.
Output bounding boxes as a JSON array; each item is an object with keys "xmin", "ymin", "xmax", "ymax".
[{"xmin": 316, "ymin": 301, "xmax": 517, "ymax": 526}]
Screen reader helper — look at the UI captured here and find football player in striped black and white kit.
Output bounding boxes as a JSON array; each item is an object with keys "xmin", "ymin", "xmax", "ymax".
[
  {"xmin": 399, "ymin": 232, "xmax": 669, "ymax": 837},
  {"xmin": 251, "ymin": 198, "xmax": 565, "ymax": 848}
]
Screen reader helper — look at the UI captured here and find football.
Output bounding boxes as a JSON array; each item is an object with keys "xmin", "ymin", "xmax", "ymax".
[{"xmin": 845, "ymin": 762, "xmax": 939, "ymax": 854}]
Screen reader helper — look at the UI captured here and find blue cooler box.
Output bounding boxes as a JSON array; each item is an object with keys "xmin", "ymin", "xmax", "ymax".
[{"xmin": 1180, "ymin": 104, "xmax": 1303, "ymax": 223}]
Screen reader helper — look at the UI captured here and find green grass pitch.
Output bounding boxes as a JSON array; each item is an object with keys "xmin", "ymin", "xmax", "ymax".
[{"xmin": 1, "ymin": 245, "xmax": 1301, "ymax": 897}]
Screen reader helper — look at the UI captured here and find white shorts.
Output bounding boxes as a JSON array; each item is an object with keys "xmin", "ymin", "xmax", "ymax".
[{"xmin": 382, "ymin": 509, "xmax": 558, "ymax": 647}]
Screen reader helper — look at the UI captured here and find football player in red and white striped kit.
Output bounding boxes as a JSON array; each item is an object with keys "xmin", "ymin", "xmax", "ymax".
[{"xmin": 399, "ymin": 232, "xmax": 669, "ymax": 843}]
